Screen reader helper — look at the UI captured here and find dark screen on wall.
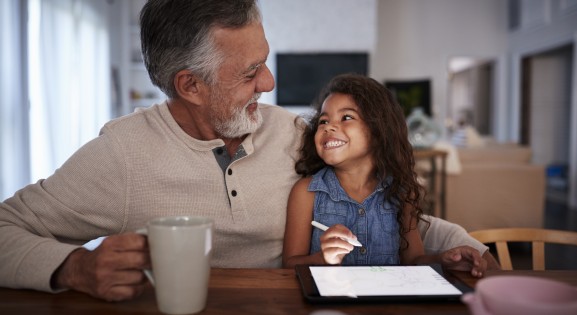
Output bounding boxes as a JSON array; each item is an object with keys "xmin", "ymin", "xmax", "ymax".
[{"xmin": 276, "ymin": 53, "xmax": 369, "ymax": 106}]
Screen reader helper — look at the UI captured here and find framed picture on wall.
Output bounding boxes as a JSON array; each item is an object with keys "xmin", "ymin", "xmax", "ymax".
[{"xmin": 384, "ymin": 79, "xmax": 431, "ymax": 117}]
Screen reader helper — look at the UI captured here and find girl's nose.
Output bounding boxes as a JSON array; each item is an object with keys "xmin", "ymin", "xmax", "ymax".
[{"xmin": 324, "ymin": 122, "xmax": 337, "ymax": 132}]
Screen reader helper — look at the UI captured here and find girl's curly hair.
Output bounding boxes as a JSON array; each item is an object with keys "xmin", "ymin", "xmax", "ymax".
[{"xmin": 294, "ymin": 73, "xmax": 427, "ymax": 251}]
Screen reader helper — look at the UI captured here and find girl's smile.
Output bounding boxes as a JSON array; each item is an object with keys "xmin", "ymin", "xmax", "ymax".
[{"xmin": 322, "ymin": 138, "xmax": 347, "ymax": 149}]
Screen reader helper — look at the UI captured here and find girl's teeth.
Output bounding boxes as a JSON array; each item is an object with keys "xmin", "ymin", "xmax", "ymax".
[{"xmin": 325, "ymin": 140, "xmax": 345, "ymax": 148}]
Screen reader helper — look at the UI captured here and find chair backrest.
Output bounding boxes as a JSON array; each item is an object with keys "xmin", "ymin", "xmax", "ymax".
[{"xmin": 469, "ymin": 228, "xmax": 577, "ymax": 270}]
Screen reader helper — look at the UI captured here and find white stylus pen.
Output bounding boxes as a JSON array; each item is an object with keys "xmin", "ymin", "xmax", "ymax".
[{"xmin": 311, "ymin": 220, "xmax": 363, "ymax": 247}]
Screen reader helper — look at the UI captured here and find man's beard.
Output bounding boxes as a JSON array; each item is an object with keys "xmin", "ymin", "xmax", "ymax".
[{"xmin": 211, "ymin": 92, "xmax": 263, "ymax": 138}]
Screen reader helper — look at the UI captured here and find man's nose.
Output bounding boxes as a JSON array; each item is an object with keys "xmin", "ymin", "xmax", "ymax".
[{"xmin": 256, "ymin": 64, "xmax": 275, "ymax": 93}]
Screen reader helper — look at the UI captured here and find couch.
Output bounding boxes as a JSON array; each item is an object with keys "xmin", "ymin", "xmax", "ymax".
[{"xmin": 443, "ymin": 143, "xmax": 546, "ymax": 232}]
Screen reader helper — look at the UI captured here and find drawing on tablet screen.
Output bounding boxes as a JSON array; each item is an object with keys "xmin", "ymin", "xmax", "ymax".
[{"xmin": 310, "ymin": 266, "xmax": 462, "ymax": 297}]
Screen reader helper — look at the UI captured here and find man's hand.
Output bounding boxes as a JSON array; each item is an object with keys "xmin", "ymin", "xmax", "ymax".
[
  {"xmin": 482, "ymin": 249, "xmax": 502, "ymax": 271},
  {"xmin": 53, "ymin": 233, "xmax": 150, "ymax": 301},
  {"xmin": 439, "ymin": 245, "xmax": 488, "ymax": 278}
]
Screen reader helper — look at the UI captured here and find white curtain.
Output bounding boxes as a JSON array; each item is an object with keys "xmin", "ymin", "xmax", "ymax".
[
  {"xmin": 27, "ymin": 0, "xmax": 111, "ymax": 182},
  {"xmin": 0, "ymin": 0, "xmax": 30, "ymax": 200},
  {"xmin": 0, "ymin": 0, "xmax": 111, "ymax": 200}
]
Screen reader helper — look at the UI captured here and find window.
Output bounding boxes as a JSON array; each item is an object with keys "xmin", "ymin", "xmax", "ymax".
[{"xmin": 0, "ymin": 0, "xmax": 112, "ymax": 199}]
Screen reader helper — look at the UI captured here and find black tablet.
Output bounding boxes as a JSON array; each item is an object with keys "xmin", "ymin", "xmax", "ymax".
[{"xmin": 295, "ymin": 264, "xmax": 472, "ymax": 304}]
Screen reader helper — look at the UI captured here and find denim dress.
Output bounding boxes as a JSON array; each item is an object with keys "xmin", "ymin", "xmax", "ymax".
[{"xmin": 309, "ymin": 167, "xmax": 400, "ymax": 265}]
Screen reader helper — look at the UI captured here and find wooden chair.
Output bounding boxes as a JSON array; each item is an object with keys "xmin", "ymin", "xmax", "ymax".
[{"xmin": 469, "ymin": 228, "xmax": 577, "ymax": 270}]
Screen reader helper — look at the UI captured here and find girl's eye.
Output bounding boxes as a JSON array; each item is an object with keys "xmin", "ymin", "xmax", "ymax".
[
  {"xmin": 342, "ymin": 114, "xmax": 354, "ymax": 121},
  {"xmin": 318, "ymin": 119, "xmax": 328, "ymax": 125}
]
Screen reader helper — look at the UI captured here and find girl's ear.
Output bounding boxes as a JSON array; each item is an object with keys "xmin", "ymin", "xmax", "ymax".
[{"xmin": 173, "ymin": 69, "xmax": 208, "ymax": 105}]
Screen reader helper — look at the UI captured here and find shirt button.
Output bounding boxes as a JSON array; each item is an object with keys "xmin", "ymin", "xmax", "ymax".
[
  {"xmin": 231, "ymin": 190, "xmax": 237, "ymax": 197},
  {"xmin": 358, "ymin": 208, "xmax": 365, "ymax": 215},
  {"xmin": 216, "ymin": 148, "xmax": 224, "ymax": 155},
  {"xmin": 359, "ymin": 247, "xmax": 367, "ymax": 254},
  {"xmin": 228, "ymin": 169, "xmax": 233, "ymax": 175}
]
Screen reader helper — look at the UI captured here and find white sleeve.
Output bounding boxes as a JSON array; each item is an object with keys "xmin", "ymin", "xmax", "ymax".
[{"xmin": 418, "ymin": 215, "xmax": 489, "ymax": 255}]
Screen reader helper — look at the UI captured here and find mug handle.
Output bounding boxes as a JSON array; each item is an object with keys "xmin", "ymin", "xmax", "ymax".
[{"xmin": 135, "ymin": 228, "xmax": 155, "ymax": 286}]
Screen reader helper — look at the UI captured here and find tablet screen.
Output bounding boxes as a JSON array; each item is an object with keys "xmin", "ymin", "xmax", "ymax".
[
  {"xmin": 295, "ymin": 264, "xmax": 470, "ymax": 303},
  {"xmin": 309, "ymin": 265, "xmax": 462, "ymax": 297}
]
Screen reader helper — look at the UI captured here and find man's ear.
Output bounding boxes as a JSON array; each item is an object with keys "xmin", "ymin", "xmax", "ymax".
[{"xmin": 173, "ymin": 69, "xmax": 207, "ymax": 105}]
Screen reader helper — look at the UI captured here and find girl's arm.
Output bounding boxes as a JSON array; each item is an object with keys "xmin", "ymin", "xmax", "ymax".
[
  {"xmin": 282, "ymin": 178, "xmax": 354, "ymax": 268},
  {"xmin": 282, "ymin": 177, "xmax": 323, "ymax": 268}
]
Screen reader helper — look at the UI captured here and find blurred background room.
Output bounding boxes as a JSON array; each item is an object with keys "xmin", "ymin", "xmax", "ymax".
[{"xmin": 1, "ymin": 0, "xmax": 576, "ymax": 267}]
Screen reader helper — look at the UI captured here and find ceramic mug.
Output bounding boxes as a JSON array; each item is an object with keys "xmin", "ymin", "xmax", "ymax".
[
  {"xmin": 462, "ymin": 275, "xmax": 577, "ymax": 315},
  {"xmin": 138, "ymin": 216, "xmax": 213, "ymax": 315}
]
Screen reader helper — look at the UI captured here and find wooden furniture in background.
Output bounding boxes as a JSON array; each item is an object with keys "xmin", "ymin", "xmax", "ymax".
[
  {"xmin": 445, "ymin": 144, "xmax": 545, "ymax": 232},
  {"xmin": 413, "ymin": 149, "xmax": 448, "ymax": 219},
  {"xmin": 469, "ymin": 228, "xmax": 577, "ymax": 270}
]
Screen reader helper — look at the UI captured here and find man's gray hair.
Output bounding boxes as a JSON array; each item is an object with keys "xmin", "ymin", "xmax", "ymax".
[{"xmin": 140, "ymin": 0, "xmax": 262, "ymax": 98}]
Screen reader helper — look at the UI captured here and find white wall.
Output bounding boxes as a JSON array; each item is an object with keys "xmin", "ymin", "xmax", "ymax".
[
  {"xmin": 508, "ymin": 0, "xmax": 577, "ymax": 143},
  {"xmin": 506, "ymin": 0, "xmax": 577, "ymax": 208},
  {"xmin": 259, "ymin": 0, "xmax": 377, "ymax": 115},
  {"xmin": 529, "ymin": 48, "xmax": 572, "ymax": 166},
  {"xmin": 372, "ymin": 0, "xmax": 508, "ymax": 139}
]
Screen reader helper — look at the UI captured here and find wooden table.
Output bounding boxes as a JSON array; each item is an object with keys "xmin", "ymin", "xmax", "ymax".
[{"xmin": 0, "ymin": 268, "xmax": 576, "ymax": 315}]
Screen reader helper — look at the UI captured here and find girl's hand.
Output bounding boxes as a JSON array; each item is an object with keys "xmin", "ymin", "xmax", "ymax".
[{"xmin": 319, "ymin": 224, "xmax": 356, "ymax": 264}]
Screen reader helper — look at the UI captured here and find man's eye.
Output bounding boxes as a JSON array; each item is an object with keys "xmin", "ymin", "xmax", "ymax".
[{"xmin": 246, "ymin": 64, "xmax": 262, "ymax": 80}]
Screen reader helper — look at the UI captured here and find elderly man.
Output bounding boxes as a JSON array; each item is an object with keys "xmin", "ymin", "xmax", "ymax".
[{"xmin": 0, "ymin": 0, "xmax": 497, "ymax": 302}]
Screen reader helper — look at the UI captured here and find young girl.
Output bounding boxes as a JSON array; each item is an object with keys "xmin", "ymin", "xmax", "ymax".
[{"xmin": 283, "ymin": 73, "xmax": 429, "ymax": 268}]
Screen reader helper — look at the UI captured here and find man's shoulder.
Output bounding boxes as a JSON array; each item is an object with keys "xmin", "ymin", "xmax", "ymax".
[
  {"xmin": 101, "ymin": 103, "xmax": 165, "ymax": 134},
  {"xmin": 258, "ymin": 103, "xmax": 307, "ymax": 130},
  {"xmin": 258, "ymin": 103, "xmax": 297, "ymax": 119},
  {"xmin": 253, "ymin": 104, "xmax": 304, "ymax": 156}
]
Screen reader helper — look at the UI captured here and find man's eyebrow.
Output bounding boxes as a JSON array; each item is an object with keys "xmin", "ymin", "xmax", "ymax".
[{"xmin": 244, "ymin": 59, "xmax": 267, "ymax": 73}]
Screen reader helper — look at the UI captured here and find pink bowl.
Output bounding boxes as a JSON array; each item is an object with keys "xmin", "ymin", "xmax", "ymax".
[{"xmin": 462, "ymin": 276, "xmax": 577, "ymax": 315}]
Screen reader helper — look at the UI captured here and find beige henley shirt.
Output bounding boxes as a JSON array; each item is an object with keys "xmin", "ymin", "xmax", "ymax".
[{"xmin": 0, "ymin": 102, "xmax": 302, "ymax": 291}]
